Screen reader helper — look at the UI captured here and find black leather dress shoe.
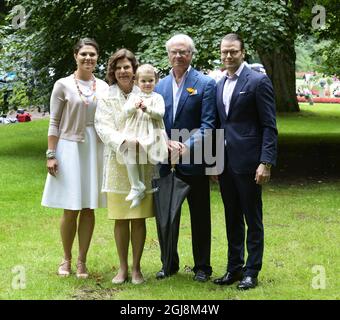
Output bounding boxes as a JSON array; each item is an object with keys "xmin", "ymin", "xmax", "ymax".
[
  {"xmin": 193, "ymin": 270, "xmax": 210, "ymax": 282},
  {"xmin": 155, "ymin": 269, "xmax": 178, "ymax": 280},
  {"xmin": 237, "ymin": 276, "xmax": 258, "ymax": 290},
  {"xmin": 213, "ymin": 271, "xmax": 243, "ymax": 285}
]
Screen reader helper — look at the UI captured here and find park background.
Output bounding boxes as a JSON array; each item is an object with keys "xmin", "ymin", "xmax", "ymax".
[{"xmin": 0, "ymin": 0, "xmax": 339, "ymax": 300}]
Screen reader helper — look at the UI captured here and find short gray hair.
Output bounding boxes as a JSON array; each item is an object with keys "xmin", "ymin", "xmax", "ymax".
[{"xmin": 165, "ymin": 34, "xmax": 197, "ymax": 55}]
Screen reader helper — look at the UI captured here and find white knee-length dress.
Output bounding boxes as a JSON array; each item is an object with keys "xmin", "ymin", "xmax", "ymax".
[{"xmin": 41, "ymin": 84, "xmax": 106, "ymax": 210}]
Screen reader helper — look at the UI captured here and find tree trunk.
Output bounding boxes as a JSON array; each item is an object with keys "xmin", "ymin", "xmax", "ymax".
[{"xmin": 258, "ymin": 42, "xmax": 300, "ymax": 113}]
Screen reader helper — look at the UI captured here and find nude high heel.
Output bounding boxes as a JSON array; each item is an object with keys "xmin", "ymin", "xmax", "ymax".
[
  {"xmin": 57, "ymin": 259, "xmax": 71, "ymax": 277},
  {"xmin": 76, "ymin": 260, "xmax": 89, "ymax": 279}
]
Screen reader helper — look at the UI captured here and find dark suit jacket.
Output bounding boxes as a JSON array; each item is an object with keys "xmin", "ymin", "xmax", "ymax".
[
  {"xmin": 216, "ymin": 65, "xmax": 278, "ymax": 174},
  {"xmin": 155, "ymin": 67, "xmax": 217, "ymax": 176}
]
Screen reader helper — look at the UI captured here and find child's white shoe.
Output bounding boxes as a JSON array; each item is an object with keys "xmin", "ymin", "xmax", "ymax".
[
  {"xmin": 130, "ymin": 192, "xmax": 145, "ymax": 209},
  {"xmin": 125, "ymin": 182, "xmax": 146, "ymax": 201},
  {"xmin": 125, "ymin": 188, "xmax": 140, "ymax": 201}
]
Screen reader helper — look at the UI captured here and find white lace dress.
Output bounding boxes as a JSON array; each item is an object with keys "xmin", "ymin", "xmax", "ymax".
[
  {"xmin": 94, "ymin": 85, "xmax": 156, "ymax": 219},
  {"xmin": 123, "ymin": 92, "xmax": 168, "ymax": 164}
]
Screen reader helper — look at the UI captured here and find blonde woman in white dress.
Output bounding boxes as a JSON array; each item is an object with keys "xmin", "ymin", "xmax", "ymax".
[
  {"xmin": 41, "ymin": 38, "xmax": 108, "ymax": 278},
  {"xmin": 122, "ymin": 64, "xmax": 168, "ymax": 209}
]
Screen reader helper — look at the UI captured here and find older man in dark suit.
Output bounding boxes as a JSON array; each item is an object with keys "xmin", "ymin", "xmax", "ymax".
[
  {"xmin": 213, "ymin": 33, "xmax": 278, "ymax": 290},
  {"xmin": 155, "ymin": 34, "xmax": 216, "ymax": 282}
]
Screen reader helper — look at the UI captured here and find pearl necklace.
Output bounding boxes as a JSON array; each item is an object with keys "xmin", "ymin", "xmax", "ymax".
[{"xmin": 74, "ymin": 71, "xmax": 96, "ymax": 106}]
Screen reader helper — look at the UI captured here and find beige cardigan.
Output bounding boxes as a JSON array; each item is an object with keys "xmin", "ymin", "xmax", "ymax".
[{"xmin": 48, "ymin": 74, "xmax": 109, "ymax": 142}]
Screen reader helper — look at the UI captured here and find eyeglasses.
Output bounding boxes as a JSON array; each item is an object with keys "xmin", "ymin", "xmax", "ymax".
[
  {"xmin": 169, "ymin": 50, "xmax": 191, "ymax": 56},
  {"xmin": 221, "ymin": 50, "xmax": 241, "ymax": 57}
]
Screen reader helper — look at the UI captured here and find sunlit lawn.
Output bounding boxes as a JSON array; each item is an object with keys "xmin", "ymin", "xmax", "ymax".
[
  {"xmin": 277, "ymin": 103, "xmax": 340, "ymax": 143},
  {"xmin": 0, "ymin": 104, "xmax": 339, "ymax": 300}
]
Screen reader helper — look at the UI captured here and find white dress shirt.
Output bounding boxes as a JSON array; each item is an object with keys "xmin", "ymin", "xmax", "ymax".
[
  {"xmin": 170, "ymin": 66, "xmax": 191, "ymax": 122},
  {"xmin": 222, "ymin": 62, "xmax": 246, "ymax": 116}
]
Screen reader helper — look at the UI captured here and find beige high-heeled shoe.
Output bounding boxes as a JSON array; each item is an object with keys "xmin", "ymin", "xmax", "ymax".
[
  {"xmin": 111, "ymin": 272, "xmax": 128, "ymax": 285},
  {"xmin": 76, "ymin": 260, "xmax": 89, "ymax": 279},
  {"xmin": 131, "ymin": 272, "xmax": 145, "ymax": 285},
  {"xmin": 57, "ymin": 259, "xmax": 71, "ymax": 277}
]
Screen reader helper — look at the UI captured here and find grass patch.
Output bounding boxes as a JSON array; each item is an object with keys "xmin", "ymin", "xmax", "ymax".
[
  {"xmin": 276, "ymin": 103, "xmax": 340, "ymax": 177},
  {"xmin": 0, "ymin": 106, "xmax": 339, "ymax": 300},
  {"xmin": 277, "ymin": 103, "xmax": 340, "ymax": 144}
]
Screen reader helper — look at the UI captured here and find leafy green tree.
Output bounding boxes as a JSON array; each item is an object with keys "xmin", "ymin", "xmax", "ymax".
[
  {"xmin": 311, "ymin": 0, "xmax": 340, "ymax": 76},
  {"xmin": 2, "ymin": 0, "xmax": 339, "ymax": 113},
  {"xmin": 2, "ymin": 0, "xmax": 133, "ymax": 110},
  {"xmin": 295, "ymin": 37, "xmax": 319, "ymax": 72},
  {"xmin": 122, "ymin": 0, "xmax": 339, "ymax": 111},
  {"xmin": 315, "ymin": 42, "xmax": 340, "ymax": 76},
  {"xmin": 123, "ymin": 0, "xmax": 303, "ymax": 112},
  {"xmin": 0, "ymin": 0, "xmax": 8, "ymax": 23}
]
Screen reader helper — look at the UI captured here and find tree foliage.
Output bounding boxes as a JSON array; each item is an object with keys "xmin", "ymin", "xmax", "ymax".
[
  {"xmin": 297, "ymin": 0, "xmax": 340, "ymax": 76},
  {"xmin": 1, "ymin": 0, "xmax": 339, "ymax": 113},
  {"xmin": 312, "ymin": 0, "xmax": 340, "ymax": 76},
  {"xmin": 1, "ymin": 0, "xmax": 130, "ymax": 109},
  {"xmin": 123, "ymin": 0, "xmax": 298, "ymax": 73}
]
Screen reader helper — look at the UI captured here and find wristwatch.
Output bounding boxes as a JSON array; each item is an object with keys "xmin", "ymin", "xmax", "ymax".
[{"xmin": 261, "ymin": 162, "xmax": 272, "ymax": 169}]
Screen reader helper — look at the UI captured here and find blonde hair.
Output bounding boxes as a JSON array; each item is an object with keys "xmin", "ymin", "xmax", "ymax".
[{"xmin": 135, "ymin": 64, "xmax": 159, "ymax": 82}]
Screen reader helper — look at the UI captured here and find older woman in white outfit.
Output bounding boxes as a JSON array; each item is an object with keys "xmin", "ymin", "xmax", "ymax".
[
  {"xmin": 41, "ymin": 38, "xmax": 108, "ymax": 278},
  {"xmin": 95, "ymin": 49, "xmax": 155, "ymax": 285}
]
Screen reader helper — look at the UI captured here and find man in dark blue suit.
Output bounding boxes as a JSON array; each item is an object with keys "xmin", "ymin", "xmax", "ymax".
[
  {"xmin": 154, "ymin": 34, "xmax": 216, "ymax": 282},
  {"xmin": 213, "ymin": 33, "xmax": 278, "ymax": 290}
]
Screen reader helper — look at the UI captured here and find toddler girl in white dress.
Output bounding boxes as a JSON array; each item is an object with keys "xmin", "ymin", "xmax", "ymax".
[{"xmin": 121, "ymin": 64, "xmax": 168, "ymax": 208}]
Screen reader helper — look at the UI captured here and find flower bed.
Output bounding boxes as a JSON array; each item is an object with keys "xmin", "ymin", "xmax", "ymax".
[{"xmin": 297, "ymin": 96, "xmax": 340, "ymax": 104}]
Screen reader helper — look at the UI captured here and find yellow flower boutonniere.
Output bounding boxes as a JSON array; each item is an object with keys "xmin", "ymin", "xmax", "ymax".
[{"xmin": 186, "ymin": 87, "xmax": 197, "ymax": 95}]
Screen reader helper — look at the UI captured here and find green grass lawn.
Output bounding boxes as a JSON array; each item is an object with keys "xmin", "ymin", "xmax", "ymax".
[
  {"xmin": 0, "ymin": 105, "xmax": 339, "ymax": 300},
  {"xmin": 277, "ymin": 103, "xmax": 340, "ymax": 143}
]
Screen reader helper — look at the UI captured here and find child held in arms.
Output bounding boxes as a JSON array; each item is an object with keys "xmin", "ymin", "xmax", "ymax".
[{"xmin": 121, "ymin": 64, "xmax": 168, "ymax": 208}]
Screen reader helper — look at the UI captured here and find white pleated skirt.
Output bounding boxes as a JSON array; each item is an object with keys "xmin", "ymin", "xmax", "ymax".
[{"xmin": 41, "ymin": 126, "xmax": 106, "ymax": 210}]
